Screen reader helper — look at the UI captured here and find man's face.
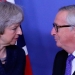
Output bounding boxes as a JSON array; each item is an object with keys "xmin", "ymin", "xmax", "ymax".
[{"xmin": 51, "ymin": 11, "xmax": 75, "ymax": 50}]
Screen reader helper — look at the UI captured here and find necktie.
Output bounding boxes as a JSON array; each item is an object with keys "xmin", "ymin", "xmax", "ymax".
[{"xmin": 65, "ymin": 54, "xmax": 75, "ymax": 75}]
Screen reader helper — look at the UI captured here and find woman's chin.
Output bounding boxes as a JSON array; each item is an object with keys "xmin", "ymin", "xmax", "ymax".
[{"xmin": 9, "ymin": 41, "xmax": 17, "ymax": 45}]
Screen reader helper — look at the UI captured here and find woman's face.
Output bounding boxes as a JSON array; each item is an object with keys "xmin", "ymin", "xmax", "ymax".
[{"xmin": 0, "ymin": 23, "xmax": 22, "ymax": 46}]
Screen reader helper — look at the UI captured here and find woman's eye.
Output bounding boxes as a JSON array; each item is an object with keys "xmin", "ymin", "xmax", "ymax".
[{"xmin": 12, "ymin": 27, "xmax": 17, "ymax": 30}]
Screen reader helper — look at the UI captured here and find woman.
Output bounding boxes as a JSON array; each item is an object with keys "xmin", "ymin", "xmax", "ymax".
[{"xmin": 0, "ymin": 1, "xmax": 26, "ymax": 75}]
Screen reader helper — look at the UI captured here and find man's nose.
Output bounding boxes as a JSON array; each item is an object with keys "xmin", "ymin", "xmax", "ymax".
[{"xmin": 51, "ymin": 27, "xmax": 56, "ymax": 35}]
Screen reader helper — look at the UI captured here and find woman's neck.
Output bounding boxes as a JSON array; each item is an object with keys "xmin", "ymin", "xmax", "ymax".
[{"xmin": 0, "ymin": 45, "xmax": 6, "ymax": 59}]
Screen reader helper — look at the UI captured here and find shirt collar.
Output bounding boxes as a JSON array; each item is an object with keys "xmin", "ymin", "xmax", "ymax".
[
  {"xmin": 68, "ymin": 51, "xmax": 75, "ymax": 56},
  {"xmin": 72, "ymin": 51, "xmax": 75, "ymax": 56}
]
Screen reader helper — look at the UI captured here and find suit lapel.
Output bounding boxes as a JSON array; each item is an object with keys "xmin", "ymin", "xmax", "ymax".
[
  {"xmin": 72, "ymin": 71, "xmax": 75, "ymax": 75},
  {"xmin": 57, "ymin": 50, "xmax": 68, "ymax": 75},
  {"xmin": 61, "ymin": 51, "xmax": 68, "ymax": 75}
]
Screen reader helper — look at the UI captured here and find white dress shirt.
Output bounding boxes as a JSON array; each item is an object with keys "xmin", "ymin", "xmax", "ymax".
[{"xmin": 71, "ymin": 51, "xmax": 75, "ymax": 75}]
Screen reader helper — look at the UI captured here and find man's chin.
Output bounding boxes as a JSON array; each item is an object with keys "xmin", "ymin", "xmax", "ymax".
[{"xmin": 56, "ymin": 42, "xmax": 61, "ymax": 47}]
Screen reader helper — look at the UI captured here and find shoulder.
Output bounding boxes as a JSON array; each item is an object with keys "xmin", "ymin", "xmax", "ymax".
[
  {"xmin": 55, "ymin": 50, "xmax": 68, "ymax": 60},
  {"xmin": 56, "ymin": 50, "xmax": 67, "ymax": 56},
  {"xmin": 6, "ymin": 45, "xmax": 25, "ymax": 56},
  {"xmin": 52, "ymin": 50, "xmax": 68, "ymax": 75},
  {"xmin": 6, "ymin": 45, "xmax": 26, "ymax": 69}
]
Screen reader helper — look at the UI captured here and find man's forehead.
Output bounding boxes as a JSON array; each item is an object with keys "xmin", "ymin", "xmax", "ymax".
[
  {"xmin": 55, "ymin": 10, "xmax": 68, "ymax": 19},
  {"xmin": 54, "ymin": 11, "xmax": 68, "ymax": 25}
]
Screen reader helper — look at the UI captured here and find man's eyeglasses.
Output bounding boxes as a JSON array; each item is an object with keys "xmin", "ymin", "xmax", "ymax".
[{"xmin": 53, "ymin": 23, "xmax": 75, "ymax": 32}]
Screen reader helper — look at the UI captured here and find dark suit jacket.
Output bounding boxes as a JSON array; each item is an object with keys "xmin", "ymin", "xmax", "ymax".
[
  {"xmin": 0, "ymin": 45, "xmax": 26, "ymax": 75},
  {"xmin": 52, "ymin": 50, "xmax": 75, "ymax": 75}
]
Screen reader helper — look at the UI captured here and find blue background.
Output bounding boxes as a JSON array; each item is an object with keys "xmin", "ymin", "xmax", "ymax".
[{"xmin": 15, "ymin": 0, "xmax": 75, "ymax": 75}]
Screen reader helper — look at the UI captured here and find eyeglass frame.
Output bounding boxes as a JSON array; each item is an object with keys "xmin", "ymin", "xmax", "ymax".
[{"xmin": 53, "ymin": 23, "xmax": 75, "ymax": 32}]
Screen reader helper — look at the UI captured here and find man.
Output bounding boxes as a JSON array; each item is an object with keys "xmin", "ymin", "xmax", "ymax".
[{"xmin": 51, "ymin": 5, "xmax": 75, "ymax": 75}]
